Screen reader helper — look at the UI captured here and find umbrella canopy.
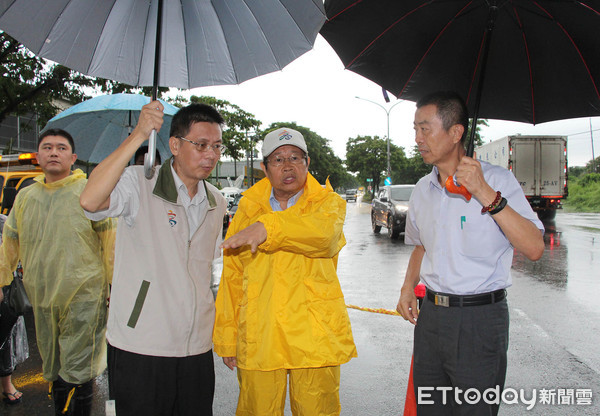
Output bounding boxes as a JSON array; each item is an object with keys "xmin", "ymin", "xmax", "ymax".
[
  {"xmin": 321, "ymin": 0, "xmax": 600, "ymax": 126},
  {"xmin": 0, "ymin": 0, "xmax": 326, "ymax": 90},
  {"xmin": 43, "ymin": 94, "xmax": 179, "ymax": 164},
  {"xmin": 0, "ymin": 0, "xmax": 326, "ymax": 175},
  {"xmin": 0, "ymin": 0, "xmax": 325, "ymax": 89}
]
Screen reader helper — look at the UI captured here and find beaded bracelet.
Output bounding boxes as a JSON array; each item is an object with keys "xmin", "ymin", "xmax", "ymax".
[
  {"xmin": 481, "ymin": 191, "xmax": 502, "ymax": 214},
  {"xmin": 489, "ymin": 197, "xmax": 507, "ymax": 215}
]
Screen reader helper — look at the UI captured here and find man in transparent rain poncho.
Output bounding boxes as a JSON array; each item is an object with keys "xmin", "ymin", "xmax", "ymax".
[{"xmin": 0, "ymin": 129, "xmax": 115, "ymax": 416}]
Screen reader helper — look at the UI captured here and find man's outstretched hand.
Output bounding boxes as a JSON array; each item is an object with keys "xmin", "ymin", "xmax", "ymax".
[{"xmin": 221, "ymin": 222, "xmax": 267, "ymax": 253}]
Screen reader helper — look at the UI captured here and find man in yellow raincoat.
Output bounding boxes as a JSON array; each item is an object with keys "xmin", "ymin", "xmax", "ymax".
[
  {"xmin": 0, "ymin": 129, "xmax": 114, "ymax": 416},
  {"xmin": 214, "ymin": 127, "xmax": 357, "ymax": 415}
]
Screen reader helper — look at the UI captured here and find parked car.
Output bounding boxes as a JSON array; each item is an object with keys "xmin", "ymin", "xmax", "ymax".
[
  {"xmin": 220, "ymin": 187, "xmax": 242, "ymax": 205},
  {"xmin": 345, "ymin": 189, "xmax": 358, "ymax": 202},
  {"xmin": 371, "ymin": 185, "xmax": 415, "ymax": 239},
  {"xmin": 223, "ymin": 194, "xmax": 242, "ymax": 234}
]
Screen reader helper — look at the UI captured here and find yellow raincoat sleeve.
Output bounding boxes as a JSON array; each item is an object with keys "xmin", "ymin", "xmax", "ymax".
[
  {"xmin": 92, "ymin": 218, "xmax": 116, "ymax": 285},
  {"xmin": 213, "ymin": 215, "xmax": 247, "ymax": 358},
  {"xmin": 0, "ymin": 218, "xmax": 19, "ymax": 287},
  {"xmin": 257, "ymin": 188, "xmax": 347, "ymax": 259}
]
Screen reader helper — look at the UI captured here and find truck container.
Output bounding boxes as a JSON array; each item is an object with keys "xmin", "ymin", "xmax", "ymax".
[{"xmin": 475, "ymin": 135, "xmax": 567, "ymax": 221}]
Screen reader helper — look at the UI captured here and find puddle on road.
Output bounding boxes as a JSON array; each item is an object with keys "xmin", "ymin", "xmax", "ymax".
[
  {"xmin": 512, "ymin": 229, "xmax": 568, "ymax": 288},
  {"xmin": 512, "ymin": 213, "xmax": 600, "ymax": 309}
]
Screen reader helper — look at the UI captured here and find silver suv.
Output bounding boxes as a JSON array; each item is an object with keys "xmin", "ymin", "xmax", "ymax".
[{"xmin": 345, "ymin": 189, "xmax": 358, "ymax": 202}]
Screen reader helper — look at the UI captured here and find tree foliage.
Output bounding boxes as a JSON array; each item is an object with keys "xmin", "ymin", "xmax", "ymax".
[
  {"xmin": 264, "ymin": 122, "xmax": 353, "ymax": 188},
  {"xmin": 563, "ymin": 173, "xmax": 600, "ymax": 212},
  {"xmin": 401, "ymin": 145, "xmax": 432, "ymax": 184},
  {"xmin": 0, "ymin": 33, "xmax": 85, "ymax": 126},
  {"xmin": 0, "ymin": 32, "xmax": 168, "ymax": 128},
  {"xmin": 345, "ymin": 135, "xmax": 408, "ymax": 194},
  {"xmin": 585, "ymin": 156, "xmax": 600, "ymax": 174},
  {"xmin": 189, "ymin": 95, "xmax": 261, "ymax": 164},
  {"xmin": 568, "ymin": 165, "xmax": 587, "ymax": 179},
  {"xmin": 467, "ymin": 118, "xmax": 489, "ymax": 149}
]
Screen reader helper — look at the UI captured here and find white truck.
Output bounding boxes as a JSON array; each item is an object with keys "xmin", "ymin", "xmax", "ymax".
[{"xmin": 475, "ymin": 135, "xmax": 568, "ymax": 221}]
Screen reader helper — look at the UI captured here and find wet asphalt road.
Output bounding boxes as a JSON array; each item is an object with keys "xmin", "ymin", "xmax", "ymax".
[{"xmin": 4, "ymin": 199, "xmax": 600, "ymax": 415}]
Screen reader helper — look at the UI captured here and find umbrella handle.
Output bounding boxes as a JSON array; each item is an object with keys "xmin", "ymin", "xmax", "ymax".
[
  {"xmin": 144, "ymin": 130, "xmax": 157, "ymax": 179},
  {"xmin": 445, "ymin": 175, "xmax": 472, "ymax": 201}
]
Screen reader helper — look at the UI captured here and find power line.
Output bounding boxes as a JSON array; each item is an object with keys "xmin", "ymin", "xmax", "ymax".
[{"xmin": 566, "ymin": 127, "xmax": 600, "ymax": 140}]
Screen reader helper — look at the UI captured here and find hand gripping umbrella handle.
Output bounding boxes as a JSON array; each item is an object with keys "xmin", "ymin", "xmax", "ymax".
[
  {"xmin": 445, "ymin": 175, "xmax": 472, "ymax": 201},
  {"xmin": 144, "ymin": 130, "xmax": 157, "ymax": 179}
]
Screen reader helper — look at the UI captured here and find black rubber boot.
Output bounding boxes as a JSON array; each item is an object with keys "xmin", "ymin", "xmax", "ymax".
[
  {"xmin": 52, "ymin": 377, "xmax": 76, "ymax": 415},
  {"xmin": 72, "ymin": 380, "xmax": 94, "ymax": 416}
]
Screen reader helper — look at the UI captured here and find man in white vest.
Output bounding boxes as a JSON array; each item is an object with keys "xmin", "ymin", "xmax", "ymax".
[{"xmin": 80, "ymin": 101, "xmax": 227, "ymax": 416}]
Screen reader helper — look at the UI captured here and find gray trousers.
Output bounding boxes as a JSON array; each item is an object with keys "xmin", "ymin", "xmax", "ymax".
[{"xmin": 413, "ymin": 295, "xmax": 509, "ymax": 416}]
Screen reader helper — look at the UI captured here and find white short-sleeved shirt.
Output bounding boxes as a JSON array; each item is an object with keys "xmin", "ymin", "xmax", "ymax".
[
  {"xmin": 405, "ymin": 161, "xmax": 544, "ymax": 295},
  {"xmin": 85, "ymin": 163, "xmax": 208, "ymax": 239}
]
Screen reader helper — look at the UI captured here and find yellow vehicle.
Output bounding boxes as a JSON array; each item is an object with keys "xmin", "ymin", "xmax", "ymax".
[{"xmin": 0, "ymin": 153, "xmax": 43, "ymax": 215}]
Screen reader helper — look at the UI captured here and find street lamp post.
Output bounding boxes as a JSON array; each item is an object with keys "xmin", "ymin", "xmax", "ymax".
[{"xmin": 355, "ymin": 96, "xmax": 404, "ymax": 180}]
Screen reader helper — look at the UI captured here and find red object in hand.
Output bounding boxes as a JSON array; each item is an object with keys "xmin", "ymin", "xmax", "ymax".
[
  {"xmin": 414, "ymin": 283, "xmax": 426, "ymax": 300},
  {"xmin": 445, "ymin": 175, "xmax": 472, "ymax": 201}
]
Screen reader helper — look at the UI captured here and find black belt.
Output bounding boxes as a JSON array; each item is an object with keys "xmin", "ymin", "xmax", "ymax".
[{"xmin": 426, "ymin": 289, "xmax": 506, "ymax": 307}]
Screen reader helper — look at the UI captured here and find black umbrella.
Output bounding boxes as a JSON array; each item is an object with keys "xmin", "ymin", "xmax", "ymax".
[{"xmin": 321, "ymin": 0, "xmax": 600, "ymax": 157}]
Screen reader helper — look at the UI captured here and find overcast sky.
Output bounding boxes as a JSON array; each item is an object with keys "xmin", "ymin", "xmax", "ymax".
[{"xmin": 183, "ymin": 36, "xmax": 600, "ymax": 168}]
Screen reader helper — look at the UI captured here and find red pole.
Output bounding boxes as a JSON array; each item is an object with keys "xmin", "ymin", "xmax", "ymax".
[{"xmin": 403, "ymin": 355, "xmax": 417, "ymax": 416}]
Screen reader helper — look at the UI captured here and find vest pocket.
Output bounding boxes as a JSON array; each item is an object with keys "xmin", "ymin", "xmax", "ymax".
[{"xmin": 127, "ymin": 280, "xmax": 150, "ymax": 328}]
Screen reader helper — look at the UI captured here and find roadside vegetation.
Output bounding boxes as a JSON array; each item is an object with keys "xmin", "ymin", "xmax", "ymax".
[{"xmin": 564, "ymin": 166, "xmax": 600, "ymax": 212}]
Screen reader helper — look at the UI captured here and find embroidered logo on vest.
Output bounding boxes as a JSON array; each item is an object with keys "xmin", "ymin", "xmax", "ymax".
[{"xmin": 167, "ymin": 210, "xmax": 177, "ymax": 227}]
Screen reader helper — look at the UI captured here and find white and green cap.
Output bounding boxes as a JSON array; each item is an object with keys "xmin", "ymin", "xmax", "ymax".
[{"xmin": 262, "ymin": 127, "xmax": 308, "ymax": 158}]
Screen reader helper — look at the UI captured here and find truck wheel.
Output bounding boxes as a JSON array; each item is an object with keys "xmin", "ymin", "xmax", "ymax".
[
  {"xmin": 387, "ymin": 216, "xmax": 400, "ymax": 239},
  {"xmin": 537, "ymin": 209, "xmax": 556, "ymax": 221},
  {"xmin": 372, "ymin": 213, "xmax": 381, "ymax": 233}
]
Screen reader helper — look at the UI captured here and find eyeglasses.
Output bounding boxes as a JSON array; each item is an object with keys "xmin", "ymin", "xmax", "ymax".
[
  {"xmin": 176, "ymin": 136, "xmax": 223, "ymax": 154},
  {"xmin": 267, "ymin": 154, "xmax": 306, "ymax": 167}
]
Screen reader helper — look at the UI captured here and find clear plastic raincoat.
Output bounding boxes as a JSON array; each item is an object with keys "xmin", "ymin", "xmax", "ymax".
[
  {"xmin": 214, "ymin": 173, "xmax": 356, "ymax": 370},
  {"xmin": 0, "ymin": 170, "xmax": 115, "ymax": 384}
]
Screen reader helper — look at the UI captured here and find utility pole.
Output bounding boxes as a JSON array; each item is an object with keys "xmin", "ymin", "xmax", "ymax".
[
  {"xmin": 355, "ymin": 97, "xmax": 404, "ymax": 181},
  {"xmin": 245, "ymin": 130, "xmax": 259, "ymax": 187},
  {"xmin": 590, "ymin": 118, "xmax": 596, "ymax": 173}
]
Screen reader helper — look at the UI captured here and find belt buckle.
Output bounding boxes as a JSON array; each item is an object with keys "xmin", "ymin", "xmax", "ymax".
[{"xmin": 435, "ymin": 294, "xmax": 450, "ymax": 307}]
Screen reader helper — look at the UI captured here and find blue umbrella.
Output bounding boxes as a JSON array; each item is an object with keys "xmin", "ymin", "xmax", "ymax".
[{"xmin": 43, "ymin": 94, "xmax": 179, "ymax": 164}]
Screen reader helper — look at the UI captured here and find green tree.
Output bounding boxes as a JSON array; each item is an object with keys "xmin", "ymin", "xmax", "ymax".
[
  {"xmin": 569, "ymin": 165, "xmax": 587, "ymax": 179},
  {"xmin": 189, "ymin": 95, "xmax": 261, "ymax": 176},
  {"xmin": 585, "ymin": 156, "xmax": 600, "ymax": 174},
  {"xmin": 401, "ymin": 145, "xmax": 431, "ymax": 184},
  {"xmin": 263, "ymin": 122, "xmax": 352, "ymax": 188},
  {"xmin": 0, "ymin": 33, "xmax": 168, "ymax": 128},
  {"xmin": 346, "ymin": 135, "xmax": 408, "ymax": 195},
  {"xmin": 466, "ymin": 118, "xmax": 489, "ymax": 149},
  {"xmin": 1, "ymin": 33, "xmax": 84, "ymax": 126}
]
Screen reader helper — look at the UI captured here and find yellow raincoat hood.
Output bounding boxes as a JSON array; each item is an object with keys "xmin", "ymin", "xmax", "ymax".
[{"xmin": 214, "ymin": 173, "xmax": 356, "ymax": 370}]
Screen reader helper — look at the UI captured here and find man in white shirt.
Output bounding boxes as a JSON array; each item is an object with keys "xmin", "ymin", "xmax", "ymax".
[
  {"xmin": 396, "ymin": 91, "xmax": 545, "ymax": 416},
  {"xmin": 80, "ymin": 102, "xmax": 227, "ymax": 416}
]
